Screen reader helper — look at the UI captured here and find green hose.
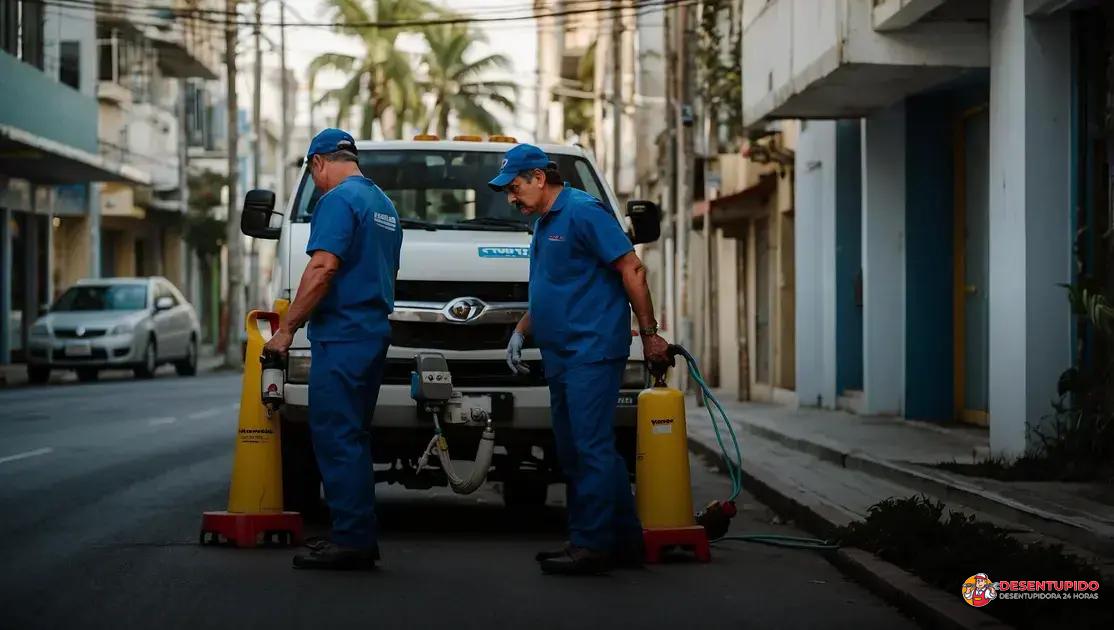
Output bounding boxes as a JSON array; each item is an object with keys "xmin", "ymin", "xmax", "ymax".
[{"xmin": 671, "ymin": 345, "xmax": 840, "ymax": 552}]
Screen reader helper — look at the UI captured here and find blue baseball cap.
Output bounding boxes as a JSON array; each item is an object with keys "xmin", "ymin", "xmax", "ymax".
[
  {"xmin": 488, "ymin": 144, "xmax": 550, "ymax": 191},
  {"xmin": 306, "ymin": 128, "xmax": 358, "ymax": 159}
]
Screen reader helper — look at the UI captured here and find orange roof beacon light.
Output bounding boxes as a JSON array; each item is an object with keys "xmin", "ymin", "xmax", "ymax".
[
  {"xmin": 488, "ymin": 135, "xmax": 518, "ymax": 143},
  {"xmin": 413, "ymin": 134, "xmax": 440, "ymax": 141},
  {"xmin": 452, "ymin": 135, "xmax": 483, "ymax": 142}
]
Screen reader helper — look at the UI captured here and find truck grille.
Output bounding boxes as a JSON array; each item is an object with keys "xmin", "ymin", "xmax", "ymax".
[
  {"xmin": 390, "ymin": 321, "xmax": 521, "ymax": 351},
  {"xmin": 395, "ymin": 280, "xmax": 528, "ymax": 303},
  {"xmin": 382, "ymin": 358, "xmax": 547, "ymax": 387}
]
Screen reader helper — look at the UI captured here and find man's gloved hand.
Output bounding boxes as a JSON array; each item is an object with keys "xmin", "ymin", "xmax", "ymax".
[{"xmin": 506, "ymin": 331, "xmax": 530, "ymax": 375}]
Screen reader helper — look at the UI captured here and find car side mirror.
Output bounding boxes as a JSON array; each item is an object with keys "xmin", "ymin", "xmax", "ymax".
[
  {"xmin": 241, "ymin": 189, "xmax": 281, "ymax": 240},
  {"xmin": 626, "ymin": 200, "xmax": 662, "ymax": 245},
  {"xmin": 155, "ymin": 296, "xmax": 175, "ymax": 311}
]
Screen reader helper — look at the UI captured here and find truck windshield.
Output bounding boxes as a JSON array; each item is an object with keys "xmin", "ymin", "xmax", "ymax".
[{"xmin": 290, "ymin": 149, "xmax": 612, "ymax": 228}]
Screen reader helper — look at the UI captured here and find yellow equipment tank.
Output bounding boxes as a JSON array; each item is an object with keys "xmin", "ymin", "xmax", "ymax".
[{"xmin": 635, "ymin": 384, "xmax": 695, "ymax": 529}]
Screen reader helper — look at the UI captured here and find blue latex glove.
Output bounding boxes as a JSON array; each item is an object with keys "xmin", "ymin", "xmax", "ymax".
[{"xmin": 506, "ymin": 331, "xmax": 530, "ymax": 375}]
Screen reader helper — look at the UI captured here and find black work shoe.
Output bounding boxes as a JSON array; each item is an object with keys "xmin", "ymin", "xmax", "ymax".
[
  {"xmin": 539, "ymin": 546, "xmax": 613, "ymax": 575},
  {"xmin": 292, "ymin": 542, "xmax": 379, "ymax": 571},
  {"xmin": 303, "ymin": 536, "xmax": 381, "ymax": 558},
  {"xmin": 535, "ymin": 541, "xmax": 572, "ymax": 562}
]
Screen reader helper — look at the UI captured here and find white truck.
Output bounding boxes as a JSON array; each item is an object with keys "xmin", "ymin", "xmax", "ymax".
[{"xmin": 240, "ymin": 137, "xmax": 662, "ymax": 514}]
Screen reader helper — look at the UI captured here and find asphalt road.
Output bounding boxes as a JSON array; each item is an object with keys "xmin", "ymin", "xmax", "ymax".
[{"xmin": 0, "ymin": 372, "xmax": 916, "ymax": 630}]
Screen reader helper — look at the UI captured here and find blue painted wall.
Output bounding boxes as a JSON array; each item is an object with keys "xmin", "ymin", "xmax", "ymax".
[
  {"xmin": 835, "ymin": 120, "xmax": 863, "ymax": 394},
  {"xmin": 903, "ymin": 75, "xmax": 989, "ymax": 421},
  {"xmin": 0, "ymin": 51, "xmax": 98, "ymax": 154}
]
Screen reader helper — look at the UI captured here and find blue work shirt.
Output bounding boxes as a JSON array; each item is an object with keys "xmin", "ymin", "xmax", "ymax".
[
  {"xmin": 529, "ymin": 186, "xmax": 634, "ymax": 377},
  {"xmin": 306, "ymin": 175, "xmax": 403, "ymax": 342}
]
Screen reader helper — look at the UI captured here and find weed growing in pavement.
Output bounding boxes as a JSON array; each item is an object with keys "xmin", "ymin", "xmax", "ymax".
[
  {"xmin": 836, "ymin": 495, "xmax": 1113, "ymax": 629},
  {"xmin": 937, "ymin": 283, "xmax": 1114, "ymax": 483}
]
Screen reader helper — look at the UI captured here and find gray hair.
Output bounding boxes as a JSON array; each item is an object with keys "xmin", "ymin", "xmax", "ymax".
[{"xmin": 318, "ymin": 150, "xmax": 358, "ymax": 163}]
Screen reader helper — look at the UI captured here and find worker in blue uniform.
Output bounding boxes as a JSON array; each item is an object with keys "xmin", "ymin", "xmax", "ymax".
[
  {"xmin": 264, "ymin": 128, "xmax": 403, "ymax": 571},
  {"xmin": 492, "ymin": 144, "xmax": 670, "ymax": 575}
]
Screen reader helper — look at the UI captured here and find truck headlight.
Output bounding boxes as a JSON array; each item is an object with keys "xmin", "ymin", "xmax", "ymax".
[
  {"xmin": 622, "ymin": 361, "xmax": 649, "ymax": 389},
  {"xmin": 111, "ymin": 323, "xmax": 134, "ymax": 335},
  {"xmin": 30, "ymin": 323, "xmax": 49, "ymax": 337},
  {"xmin": 286, "ymin": 350, "xmax": 311, "ymax": 384}
]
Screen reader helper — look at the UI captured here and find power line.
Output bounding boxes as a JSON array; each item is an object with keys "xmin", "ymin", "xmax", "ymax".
[{"xmin": 29, "ymin": 0, "xmax": 687, "ymax": 29}]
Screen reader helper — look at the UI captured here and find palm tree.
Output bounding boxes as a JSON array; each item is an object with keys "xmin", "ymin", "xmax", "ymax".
[
  {"xmin": 419, "ymin": 23, "xmax": 517, "ymax": 138},
  {"xmin": 307, "ymin": 0, "xmax": 436, "ymax": 139}
]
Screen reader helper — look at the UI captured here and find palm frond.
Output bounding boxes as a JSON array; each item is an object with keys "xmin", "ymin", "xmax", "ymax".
[
  {"xmin": 306, "ymin": 52, "xmax": 360, "ymax": 92},
  {"xmin": 452, "ymin": 53, "xmax": 513, "ymax": 82},
  {"xmin": 451, "ymin": 97, "xmax": 503, "ymax": 135}
]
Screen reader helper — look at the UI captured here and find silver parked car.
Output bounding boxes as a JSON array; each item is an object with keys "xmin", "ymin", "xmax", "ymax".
[{"xmin": 26, "ymin": 277, "xmax": 202, "ymax": 383}]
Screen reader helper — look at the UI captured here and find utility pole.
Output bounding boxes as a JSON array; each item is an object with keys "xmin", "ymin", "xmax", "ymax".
[
  {"xmin": 279, "ymin": 1, "xmax": 289, "ymax": 209},
  {"xmin": 662, "ymin": 0, "xmax": 676, "ymax": 372},
  {"xmin": 179, "ymin": 77, "xmax": 191, "ymax": 297},
  {"xmin": 611, "ymin": 0, "xmax": 622, "ymax": 197},
  {"xmin": 248, "ymin": 0, "xmax": 262, "ymax": 311},
  {"xmin": 225, "ymin": 0, "xmax": 244, "ymax": 368},
  {"xmin": 675, "ymin": 2, "xmax": 694, "ymax": 391}
]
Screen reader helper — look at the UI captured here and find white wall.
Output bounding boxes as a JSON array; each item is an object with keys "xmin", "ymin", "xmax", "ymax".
[
  {"xmin": 43, "ymin": 5, "xmax": 96, "ymax": 96},
  {"xmin": 716, "ymin": 230, "xmax": 740, "ymax": 399},
  {"xmin": 741, "ymin": 0, "xmax": 988, "ymax": 125},
  {"xmin": 794, "ymin": 120, "xmax": 838, "ymax": 408},
  {"xmin": 987, "ymin": 0, "xmax": 1072, "ymax": 457},
  {"xmin": 861, "ymin": 103, "xmax": 906, "ymax": 416}
]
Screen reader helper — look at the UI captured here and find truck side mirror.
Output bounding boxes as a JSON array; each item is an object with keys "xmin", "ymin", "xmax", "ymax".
[
  {"xmin": 241, "ymin": 189, "xmax": 281, "ymax": 240},
  {"xmin": 626, "ymin": 200, "xmax": 661, "ymax": 245}
]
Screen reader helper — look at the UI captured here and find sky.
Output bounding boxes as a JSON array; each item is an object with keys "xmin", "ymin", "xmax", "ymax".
[{"xmin": 264, "ymin": 0, "xmax": 540, "ymax": 141}]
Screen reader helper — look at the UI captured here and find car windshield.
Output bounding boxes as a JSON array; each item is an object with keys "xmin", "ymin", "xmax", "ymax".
[
  {"xmin": 52, "ymin": 284, "xmax": 148, "ymax": 311},
  {"xmin": 291, "ymin": 148, "xmax": 612, "ymax": 228}
]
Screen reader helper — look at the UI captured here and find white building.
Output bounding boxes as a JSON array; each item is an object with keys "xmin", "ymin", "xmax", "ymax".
[{"xmin": 741, "ymin": 0, "xmax": 1108, "ymax": 457}]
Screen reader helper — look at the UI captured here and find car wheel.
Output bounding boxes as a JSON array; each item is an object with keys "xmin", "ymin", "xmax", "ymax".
[
  {"xmin": 76, "ymin": 367, "xmax": 99, "ymax": 383},
  {"xmin": 502, "ymin": 478, "xmax": 549, "ymax": 508},
  {"xmin": 175, "ymin": 337, "xmax": 198, "ymax": 376},
  {"xmin": 134, "ymin": 339, "xmax": 157, "ymax": 379},
  {"xmin": 27, "ymin": 366, "xmax": 50, "ymax": 384}
]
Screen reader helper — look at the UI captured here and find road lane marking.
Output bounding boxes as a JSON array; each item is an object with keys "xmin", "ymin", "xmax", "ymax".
[
  {"xmin": 147, "ymin": 417, "xmax": 177, "ymax": 426},
  {"xmin": 187, "ymin": 408, "xmax": 224, "ymax": 420},
  {"xmin": 0, "ymin": 447, "xmax": 54, "ymax": 465}
]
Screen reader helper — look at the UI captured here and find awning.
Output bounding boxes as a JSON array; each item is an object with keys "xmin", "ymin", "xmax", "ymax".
[
  {"xmin": 709, "ymin": 173, "xmax": 777, "ymax": 225},
  {"xmin": 0, "ymin": 124, "xmax": 150, "ymax": 186},
  {"xmin": 149, "ymin": 30, "xmax": 219, "ymax": 80}
]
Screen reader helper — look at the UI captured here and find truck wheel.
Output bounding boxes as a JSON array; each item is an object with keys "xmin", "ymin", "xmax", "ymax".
[
  {"xmin": 502, "ymin": 478, "xmax": 549, "ymax": 508},
  {"xmin": 281, "ymin": 416, "xmax": 327, "ymax": 522}
]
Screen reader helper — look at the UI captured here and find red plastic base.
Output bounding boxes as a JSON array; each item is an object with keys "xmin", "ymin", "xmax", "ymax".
[
  {"xmin": 642, "ymin": 525, "xmax": 712, "ymax": 563},
  {"xmin": 200, "ymin": 511, "xmax": 303, "ymax": 548}
]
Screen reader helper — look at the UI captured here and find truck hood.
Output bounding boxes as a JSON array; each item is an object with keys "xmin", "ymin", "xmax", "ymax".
[
  {"xmin": 286, "ymin": 223, "xmax": 533, "ymax": 290},
  {"xmin": 398, "ymin": 229, "xmax": 531, "ymax": 282}
]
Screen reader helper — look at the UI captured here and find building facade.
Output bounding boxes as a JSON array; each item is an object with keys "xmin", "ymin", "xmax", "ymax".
[
  {"xmin": 0, "ymin": 0, "xmax": 147, "ymax": 364},
  {"xmin": 740, "ymin": 0, "xmax": 1111, "ymax": 457}
]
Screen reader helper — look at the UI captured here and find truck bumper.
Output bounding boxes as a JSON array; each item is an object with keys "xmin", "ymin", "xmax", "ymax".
[{"xmin": 281, "ymin": 382, "xmax": 640, "ymax": 429}]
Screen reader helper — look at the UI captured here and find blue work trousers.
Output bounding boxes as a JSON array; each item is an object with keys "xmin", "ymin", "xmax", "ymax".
[
  {"xmin": 548, "ymin": 358, "xmax": 642, "ymax": 551},
  {"xmin": 308, "ymin": 337, "xmax": 388, "ymax": 549}
]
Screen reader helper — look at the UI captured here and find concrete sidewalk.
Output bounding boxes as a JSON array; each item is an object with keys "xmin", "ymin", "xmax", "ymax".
[
  {"xmin": 685, "ymin": 394, "xmax": 1114, "ymax": 568},
  {"xmin": 0, "ymin": 344, "xmax": 228, "ymax": 388}
]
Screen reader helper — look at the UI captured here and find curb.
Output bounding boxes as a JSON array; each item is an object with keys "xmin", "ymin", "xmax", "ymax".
[
  {"xmin": 0, "ymin": 357, "xmax": 228, "ymax": 389},
  {"xmin": 688, "ymin": 437, "xmax": 1011, "ymax": 630},
  {"xmin": 732, "ymin": 417, "xmax": 1114, "ymax": 557}
]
